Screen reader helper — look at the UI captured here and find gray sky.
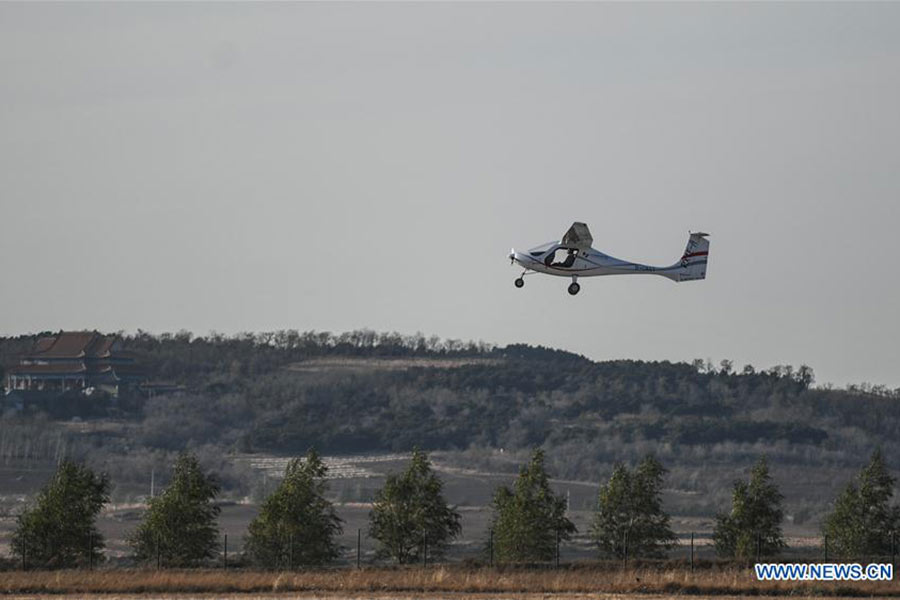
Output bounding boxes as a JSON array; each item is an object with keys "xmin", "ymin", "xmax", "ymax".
[{"xmin": 2, "ymin": 2, "xmax": 899, "ymax": 387}]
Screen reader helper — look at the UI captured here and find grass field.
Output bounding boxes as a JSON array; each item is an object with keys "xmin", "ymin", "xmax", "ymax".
[
  {"xmin": 5, "ymin": 592, "xmax": 872, "ymax": 600},
  {"xmin": 2, "ymin": 566, "xmax": 899, "ymax": 598},
  {"xmin": 0, "ymin": 595, "xmax": 882, "ymax": 600}
]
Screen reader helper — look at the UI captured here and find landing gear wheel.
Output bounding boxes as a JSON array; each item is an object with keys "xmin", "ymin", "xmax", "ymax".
[
  {"xmin": 514, "ymin": 278, "xmax": 525, "ymax": 288},
  {"xmin": 567, "ymin": 282, "xmax": 580, "ymax": 296}
]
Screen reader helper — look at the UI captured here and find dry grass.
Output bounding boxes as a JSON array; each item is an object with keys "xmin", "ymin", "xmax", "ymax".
[
  {"xmin": 0, "ymin": 595, "xmax": 849, "ymax": 600},
  {"xmin": 2, "ymin": 566, "xmax": 898, "ymax": 598}
]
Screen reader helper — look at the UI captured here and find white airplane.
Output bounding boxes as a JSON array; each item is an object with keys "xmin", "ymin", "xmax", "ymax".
[{"xmin": 509, "ymin": 222, "xmax": 709, "ymax": 295}]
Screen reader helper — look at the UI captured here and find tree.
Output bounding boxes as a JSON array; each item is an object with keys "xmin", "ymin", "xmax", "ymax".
[
  {"xmin": 129, "ymin": 452, "xmax": 221, "ymax": 567},
  {"xmin": 369, "ymin": 449, "xmax": 461, "ymax": 563},
  {"xmin": 796, "ymin": 365, "xmax": 815, "ymax": 388},
  {"xmin": 489, "ymin": 448, "xmax": 576, "ymax": 562},
  {"xmin": 823, "ymin": 449, "xmax": 900, "ymax": 558},
  {"xmin": 11, "ymin": 460, "xmax": 110, "ymax": 569},
  {"xmin": 245, "ymin": 448, "xmax": 343, "ymax": 566},
  {"xmin": 713, "ymin": 457, "xmax": 785, "ymax": 559},
  {"xmin": 590, "ymin": 456, "xmax": 676, "ymax": 559}
]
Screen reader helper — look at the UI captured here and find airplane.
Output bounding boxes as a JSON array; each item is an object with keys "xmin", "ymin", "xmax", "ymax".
[{"xmin": 509, "ymin": 222, "xmax": 709, "ymax": 295}]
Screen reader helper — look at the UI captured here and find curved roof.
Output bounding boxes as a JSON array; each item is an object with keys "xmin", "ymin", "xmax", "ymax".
[{"xmin": 28, "ymin": 331, "xmax": 117, "ymax": 359}]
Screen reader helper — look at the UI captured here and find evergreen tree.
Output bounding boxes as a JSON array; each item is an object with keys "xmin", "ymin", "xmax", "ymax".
[
  {"xmin": 591, "ymin": 456, "xmax": 676, "ymax": 558},
  {"xmin": 11, "ymin": 460, "xmax": 110, "ymax": 568},
  {"xmin": 823, "ymin": 449, "xmax": 900, "ymax": 558},
  {"xmin": 713, "ymin": 457, "xmax": 785, "ymax": 559},
  {"xmin": 245, "ymin": 448, "xmax": 343, "ymax": 566},
  {"xmin": 369, "ymin": 449, "xmax": 461, "ymax": 563},
  {"xmin": 489, "ymin": 448, "xmax": 576, "ymax": 562},
  {"xmin": 129, "ymin": 452, "xmax": 221, "ymax": 567}
]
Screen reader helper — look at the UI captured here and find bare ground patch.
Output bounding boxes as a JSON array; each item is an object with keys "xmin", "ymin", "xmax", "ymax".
[{"xmin": 284, "ymin": 357, "xmax": 502, "ymax": 373}]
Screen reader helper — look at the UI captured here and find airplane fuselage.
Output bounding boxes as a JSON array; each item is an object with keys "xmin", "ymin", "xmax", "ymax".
[
  {"xmin": 510, "ymin": 244, "xmax": 680, "ymax": 280},
  {"xmin": 509, "ymin": 225, "xmax": 709, "ymax": 294}
]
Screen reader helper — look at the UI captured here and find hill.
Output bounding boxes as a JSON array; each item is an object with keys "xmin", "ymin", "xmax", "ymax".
[{"xmin": 2, "ymin": 329, "xmax": 900, "ymax": 525}]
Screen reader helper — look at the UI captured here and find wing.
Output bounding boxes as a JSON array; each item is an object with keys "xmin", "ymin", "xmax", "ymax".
[{"xmin": 561, "ymin": 222, "xmax": 593, "ymax": 251}]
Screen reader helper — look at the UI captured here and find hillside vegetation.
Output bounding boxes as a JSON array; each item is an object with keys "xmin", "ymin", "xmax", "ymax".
[{"xmin": 2, "ymin": 330, "xmax": 899, "ymax": 521}]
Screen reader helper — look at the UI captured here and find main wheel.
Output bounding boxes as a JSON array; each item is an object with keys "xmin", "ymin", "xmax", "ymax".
[
  {"xmin": 514, "ymin": 277, "xmax": 525, "ymax": 288},
  {"xmin": 567, "ymin": 282, "xmax": 580, "ymax": 295}
]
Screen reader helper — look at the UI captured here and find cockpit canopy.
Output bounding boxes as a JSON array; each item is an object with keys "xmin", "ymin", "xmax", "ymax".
[
  {"xmin": 527, "ymin": 242, "xmax": 558, "ymax": 257},
  {"xmin": 527, "ymin": 223, "xmax": 594, "ymax": 257}
]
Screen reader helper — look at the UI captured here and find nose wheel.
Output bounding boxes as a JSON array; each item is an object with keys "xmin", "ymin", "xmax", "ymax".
[{"xmin": 514, "ymin": 277, "xmax": 525, "ymax": 288}]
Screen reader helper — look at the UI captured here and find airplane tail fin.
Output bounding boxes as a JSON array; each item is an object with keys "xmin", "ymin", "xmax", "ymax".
[{"xmin": 668, "ymin": 232, "xmax": 709, "ymax": 282}]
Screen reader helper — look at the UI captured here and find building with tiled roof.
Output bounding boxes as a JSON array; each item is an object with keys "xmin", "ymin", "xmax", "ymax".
[{"xmin": 5, "ymin": 331, "xmax": 145, "ymax": 397}]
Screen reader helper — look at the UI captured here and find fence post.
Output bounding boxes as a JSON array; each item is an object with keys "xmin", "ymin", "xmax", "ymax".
[
  {"xmin": 22, "ymin": 543, "xmax": 26, "ymax": 571},
  {"xmin": 555, "ymin": 528, "xmax": 560, "ymax": 569},
  {"xmin": 156, "ymin": 534, "xmax": 161, "ymax": 570},
  {"xmin": 357, "ymin": 529, "xmax": 361, "ymax": 569},
  {"xmin": 489, "ymin": 528, "xmax": 494, "ymax": 568},
  {"xmin": 623, "ymin": 529, "xmax": 628, "ymax": 570},
  {"xmin": 422, "ymin": 530, "xmax": 427, "ymax": 568},
  {"xmin": 224, "ymin": 534, "xmax": 228, "ymax": 570},
  {"xmin": 690, "ymin": 532, "xmax": 694, "ymax": 574},
  {"xmin": 289, "ymin": 533, "xmax": 294, "ymax": 570}
]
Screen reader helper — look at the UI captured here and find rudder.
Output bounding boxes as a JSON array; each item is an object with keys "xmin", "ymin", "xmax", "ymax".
[{"xmin": 674, "ymin": 232, "xmax": 709, "ymax": 281}]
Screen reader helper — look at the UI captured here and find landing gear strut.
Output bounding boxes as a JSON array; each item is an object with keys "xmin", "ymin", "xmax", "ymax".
[{"xmin": 568, "ymin": 277, "xmax": 580, "ymax": 296}]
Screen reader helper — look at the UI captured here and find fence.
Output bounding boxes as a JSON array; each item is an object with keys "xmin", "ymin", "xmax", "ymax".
[{"xmin": 12, "ymin": 529, "xmax": 900, "ymax": 571}]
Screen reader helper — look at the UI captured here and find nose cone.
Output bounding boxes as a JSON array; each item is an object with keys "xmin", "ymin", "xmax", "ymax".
[{"xmin": 509, "ymin": 249, "xmax": 530, "ymax": 267}]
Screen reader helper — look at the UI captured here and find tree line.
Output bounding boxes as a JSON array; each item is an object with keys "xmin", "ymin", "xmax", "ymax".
[
  {"xmin": 10, "ymin": 448, "xmax": 899, "ymax": 569},
  {"xmin": 6, "ymin": 330, "xmax": 898, "ymax": 490}
]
